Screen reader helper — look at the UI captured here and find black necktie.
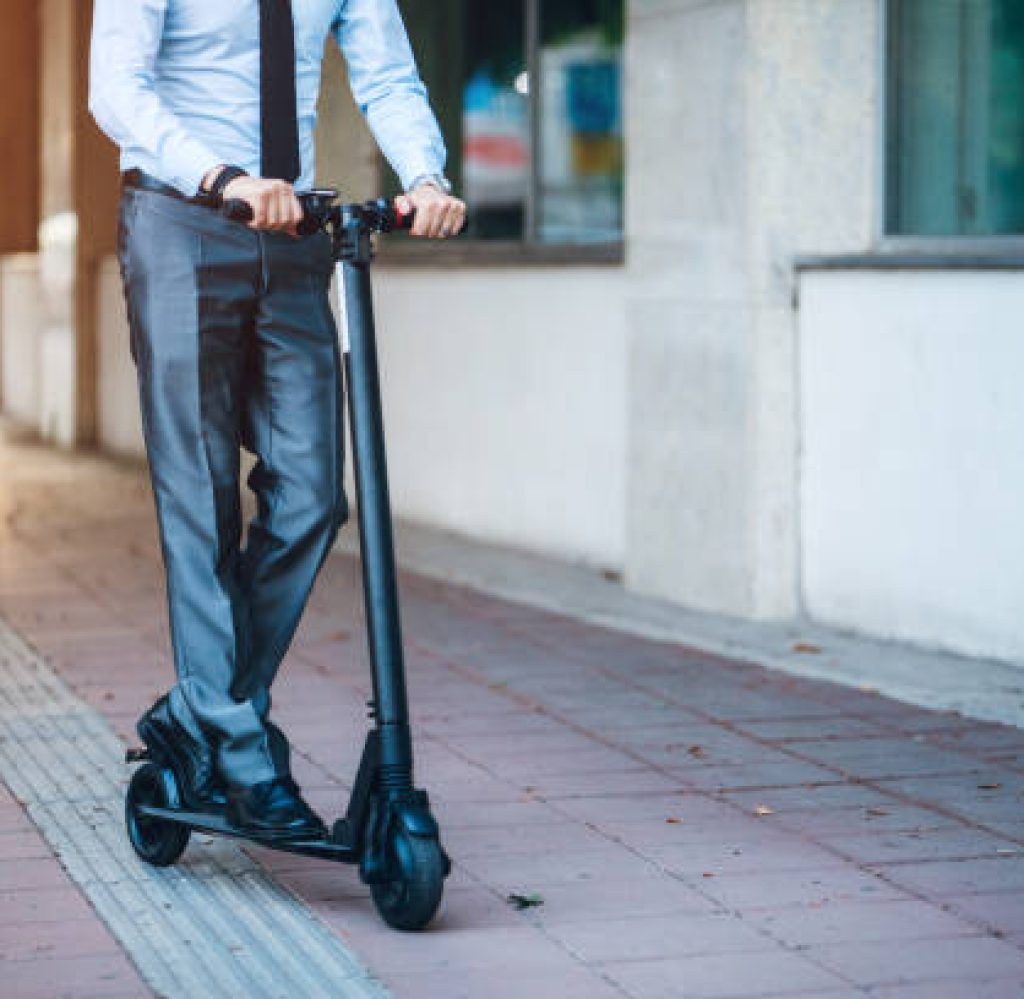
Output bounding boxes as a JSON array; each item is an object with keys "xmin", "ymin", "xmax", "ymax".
[{"xmin": 259, "ymin": 0, "xmax": 301, "ymax": 181}]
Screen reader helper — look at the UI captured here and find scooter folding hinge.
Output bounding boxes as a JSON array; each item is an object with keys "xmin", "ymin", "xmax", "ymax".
[{"xmin": 366, "ymin": 698, "xmax": 378, "ymax": 719}]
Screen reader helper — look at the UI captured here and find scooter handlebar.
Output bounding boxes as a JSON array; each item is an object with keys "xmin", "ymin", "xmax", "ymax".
[{"xmin": 220, "ymin": 194, "xmax": 417, "ymax": 235}]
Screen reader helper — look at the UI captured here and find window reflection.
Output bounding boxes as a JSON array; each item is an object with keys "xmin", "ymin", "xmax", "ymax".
[
  {"xmin": 539, "ymin": 1, "xmax": 624, "ymax": 243},
  {"xmin": 396, "ymin": 0, "xmax": 624, "ymax": 245},
  {"xmin": 888, "ymin": 0, "xmax": 1024, "ymax": 235}
]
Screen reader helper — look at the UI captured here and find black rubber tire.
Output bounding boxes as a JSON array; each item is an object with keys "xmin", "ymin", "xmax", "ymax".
[
  {"xmin": 125, "ymin": 763, "xmax": 190, "ymax": 867},
  {"xmin": 370, "ymin": 828, "xmax": 446, "ymax": 931}
]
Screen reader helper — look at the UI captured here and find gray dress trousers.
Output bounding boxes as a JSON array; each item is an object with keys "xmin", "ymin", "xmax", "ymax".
[{"xmin": 117, "ymin": 185, "xmax": 348, "ymax": 788}]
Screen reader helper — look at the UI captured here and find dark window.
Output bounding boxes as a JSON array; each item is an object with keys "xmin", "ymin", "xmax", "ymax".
[
  {"xmin": 394, "ymin": 0, "xmax": 624, "ymax": 245},
  {"xmin": 887, "ymin": 0, "xmax": 1024, "ymax": 236}
]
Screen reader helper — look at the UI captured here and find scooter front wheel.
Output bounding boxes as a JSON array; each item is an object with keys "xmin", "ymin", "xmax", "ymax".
[
  {"xmin": 126, "ymin": 762, "xmax": 190, "ymax": 867},
  {"xmin": 370, "ymin": 827, "xmax": 446, "ymax": 931}
]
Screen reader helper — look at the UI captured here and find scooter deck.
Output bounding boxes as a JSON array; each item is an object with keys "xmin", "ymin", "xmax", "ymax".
[{"xmin": 136, "ymin": 804, "xmax": 360, "ymax": 862}]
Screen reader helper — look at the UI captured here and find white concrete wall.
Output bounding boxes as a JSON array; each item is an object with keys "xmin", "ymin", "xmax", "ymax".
[
  {"xmin": 373, "ymin": 267, "xmax": 627, "ymax": 571},
  {"xmin": 799, "ymin": 269, "xmax": 1024, "ymax": 663},
  {"xmin": 0, "ymin": 254, "xmax": 42, "ymax": 428}
]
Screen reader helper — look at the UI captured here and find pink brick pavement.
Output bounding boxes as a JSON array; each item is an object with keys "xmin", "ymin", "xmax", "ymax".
[{"xmin": 2, "ymin": 432, "xmax": 1024, "ymax": 998}]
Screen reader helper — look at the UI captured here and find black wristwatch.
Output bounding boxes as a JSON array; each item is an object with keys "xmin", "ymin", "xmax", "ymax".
[{"xmin": 203, "ymin": 165, "xmax": 248, "ymax": 205}]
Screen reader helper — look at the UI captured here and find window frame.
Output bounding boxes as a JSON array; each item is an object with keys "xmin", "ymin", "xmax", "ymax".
[
  {"xmin": 878, "ymin": 0, "xmax": 1024, "ymax": 259},
  {"xmin": 379, "ymin": 0, "xmax": 626, "ymax": 267}
]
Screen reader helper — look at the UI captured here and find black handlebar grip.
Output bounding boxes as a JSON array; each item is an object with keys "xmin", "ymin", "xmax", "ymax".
[{"xmin": 221, "ymin": 198, "xmax": 254, "ymax": 223}]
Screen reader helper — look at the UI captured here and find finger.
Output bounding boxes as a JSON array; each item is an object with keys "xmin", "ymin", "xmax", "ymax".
[
  {"xmin": 440, "ymin": 203, "xmax": 461, "ymax": 238},
  {"xmin": 266, "ymin": 192, "xmax": 280, "ymax": 229},
  {"xmin": 410, "ymin": 202, "xmax": 430, "ymax": 238},
  {"xmin": 424, "ymin": 204, "xmax": 446, "ymax": 239},
  {"xmin": 251, "ymin": 192, "xmax": 269, "ymax": 229},
  {"xmin": 278, "ymin": 188, "xmax": 299, "ymax": 232}
]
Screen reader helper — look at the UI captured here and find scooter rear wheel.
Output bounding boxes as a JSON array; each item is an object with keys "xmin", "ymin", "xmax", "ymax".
[
  {"xmin": 126, "ymin": 762, "xmax": 190, "ymax": 867},
  {"xmin": 370, "ymin": 828, "xmax": 446, "ymax": 931}
]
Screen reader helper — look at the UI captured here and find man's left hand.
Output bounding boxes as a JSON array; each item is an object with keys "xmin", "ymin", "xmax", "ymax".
[{"xmin": 397, "ymin": 182, "xmax": 466, "ymax": 239}]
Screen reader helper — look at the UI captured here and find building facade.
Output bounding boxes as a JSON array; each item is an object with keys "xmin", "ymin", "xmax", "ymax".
[{"xmin": 2, "ymin": 0, "xmax": 1022, "ymax": 664}]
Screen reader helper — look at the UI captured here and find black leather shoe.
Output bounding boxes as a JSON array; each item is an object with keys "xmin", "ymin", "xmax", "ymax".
[
  {"xmin": 137, "ymin": 694, "xmax": 227, "ymax": 811},
  {"xmin": 226, "ymin": 777, "xmax": 327, "ymax": 841}
]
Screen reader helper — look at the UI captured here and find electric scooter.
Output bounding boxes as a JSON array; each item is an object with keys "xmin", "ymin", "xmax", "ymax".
[{"xmin": 124, "ymin": 190, "xmax": 450, "ymax": 932}]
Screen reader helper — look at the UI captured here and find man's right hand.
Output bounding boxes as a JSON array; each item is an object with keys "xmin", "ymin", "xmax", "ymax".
[{"xmin": 219, "ymin": 174, "xmax": 303, "ymax": 235}]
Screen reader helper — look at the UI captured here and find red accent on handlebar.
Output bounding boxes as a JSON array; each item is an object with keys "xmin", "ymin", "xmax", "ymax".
[{"xmin": 392, "ymin": 200, "xmax": 415, "ymax": 232}]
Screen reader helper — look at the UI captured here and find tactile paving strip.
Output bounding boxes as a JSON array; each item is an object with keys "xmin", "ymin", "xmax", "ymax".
[{"xmin": 0, "ymin": 618, "xmax": 387, "ymax": 999}]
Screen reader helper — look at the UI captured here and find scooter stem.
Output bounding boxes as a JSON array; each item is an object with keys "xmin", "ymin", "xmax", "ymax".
[{"xmin": 339, "ymin": 253, "xmax": 414, "ymax": 790}]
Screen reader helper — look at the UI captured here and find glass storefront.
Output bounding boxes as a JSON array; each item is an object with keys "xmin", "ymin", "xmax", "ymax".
[
  {"xmin": 396, "ymin": 0, "xmax": 624, "ymax": 245},
  {"xmin": 887, "ymin": 0, "xmax": 1024, "ymax": 236}
]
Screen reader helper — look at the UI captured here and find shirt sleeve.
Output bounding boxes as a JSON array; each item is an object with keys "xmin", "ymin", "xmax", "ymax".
[
  {"xmin": 332, "ymin": 0, "xmax": 447, "ymax": 191},
  {"xmin": 88, "ymin": 0, "xmax": 222, "ymax": 196}
]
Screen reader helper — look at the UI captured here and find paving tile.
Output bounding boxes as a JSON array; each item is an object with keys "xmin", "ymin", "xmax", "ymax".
[
  {"xmin": 825, "ymin": 826, "xmax": 1021, "ymax": 865},
  {"xmin": 640, "ymin": 837, "xmax": 849, "ymax": 878},
  {"xmin": 698, "ymin": 866, "xmax": 906, "ymax": 911},
  {"xmin": 0, "ymin": 829, "xmax": 59, "ymax": 860},
  {"xmin": 871, "ymin": 978, "xmax": 1024, "ymax": 998},
  {"xmin": 0, "ymin": 858, "xmax": 76, "ymax": 891},
  {"xmin": 722, "ymin": 782, "xmax": 899, "ymax": 813},
  {"xmin": 601, "ymin": 948, "xmax": 849, "ymax": 998},
  {"xmin": 547, "ymin": 910, "xmax": 770, "ymax": 963},
  {"xmin": 328, "ymin": 923, "xmax": 575, "ymax": 974},
  {"xmin": 0, "ymin": 916, "xmax": 123, "ymax": 962},
  {"xmin": 521, "ymin": 769, "xmax": 685, "ymax": 798},
  {"xmin": 517, "ymin": 874, "xmax": 721, "ymax": 923},
  {"xmin": 877, "ymin": 772, "xmax": 1024, "ymax": 827},
  {"xmin": 773, "ymin": 802, "xmax": 962, "ymax": 838},
  {"xmin": 735, "ymin": 716, "xmax": 890, "ymax": 742},
  {"xmin": 457, "ymin": 844, "xmax": 664, "ymax": 893},
  {"xmin": 443, "ymin": 819, "xmax": 613, "ymax": 857},
  {"xmin": 435, "ymin": 798, "xmax": 572, "ymax": 829},
  {"xmin": 596, "ymin": 813, "xmax": 773, "ymax": 849},
  {"xmin": 791, "ymin": 739, "xmax": 985, "ymax": 779},
  {"xmin": 748, "ymin": 898, "xmax": 983, "ymax": 947},
  {"xmin": 880, "ymin": 856, "xmax": 1024, "ymax": 897},
  {"xmin": 541, "ymin": 791, "xmax": 694, "ymax": 824},
  {"xmin": 947, "ymin": 892, "xmax": 1024, "ymax": 942},
  {"xmin": 383, "ymin": 964, "xmax": 626, "ymax": 999},
  {"xmin": 670, "ymin": 759, "xmax": 841, "ymax": 792},
  {"xmin": 932, "ymin": 727, "xmax": 1024, "ymax": 755},
  {"xmin": 809, "ymin": 935, "xmax": 1024, "ymax": 988},
  {"xmin": 0, "ymin": 952, "xmax": 147, "ymax": 998}
]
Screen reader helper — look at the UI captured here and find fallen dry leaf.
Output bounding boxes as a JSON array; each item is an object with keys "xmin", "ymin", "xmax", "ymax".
[
  {"xmin": 507, "ymin": 893, "xmax": 544, "ymax": 910},
  {"xmin": 688, "ymin": 745, "xmax": 707, "ymax": 759},
  {"xmin": 665, "ymin": 817, "xmax": 683, "ymax": 825},
  {"xmin": 978, "ymin": 783, "xmax": 1003, "ymax": 791},
  {"xmin": 792, "ymin": 642, "xmax": 822, "ymax": 655},
  {"xmin": 865, "ymin": 807, "xmax": 890, "ymax": 818}
]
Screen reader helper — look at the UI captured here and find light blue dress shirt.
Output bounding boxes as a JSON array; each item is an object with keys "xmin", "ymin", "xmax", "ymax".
[{"xmin": 89, "ymin": 0, "xmax": 446, "ymax": 196}]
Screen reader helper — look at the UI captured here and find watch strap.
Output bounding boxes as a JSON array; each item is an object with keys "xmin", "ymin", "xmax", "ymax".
[{"xmin": 206, "ymin": 166, "xmax": 248, "ymax": 205}]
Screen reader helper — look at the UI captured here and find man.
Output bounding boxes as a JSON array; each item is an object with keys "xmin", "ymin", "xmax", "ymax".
[{"xmin": 89, "ymin": 0, "xmax": 465, "ymax": 840}]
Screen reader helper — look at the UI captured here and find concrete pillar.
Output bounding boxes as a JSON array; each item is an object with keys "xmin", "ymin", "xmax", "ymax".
[
  {"xmin": 623, "ymin": 0, "xmax": 879, "ymax": 619},
  {"xmin": 36, "ymin": 0, "xmax": 118, "ymax": 447},
  {"xmin": 0, "ymin": 2, "xmax": 41, "ymax": 255}
]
